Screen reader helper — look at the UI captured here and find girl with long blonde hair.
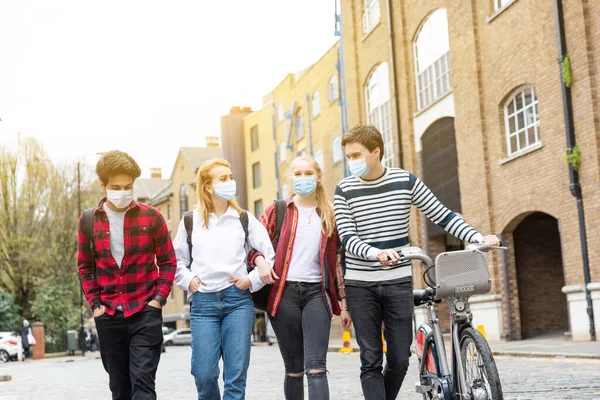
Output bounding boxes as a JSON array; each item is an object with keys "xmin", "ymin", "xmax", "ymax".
[
  {"xmin": 249, "ymin": 156, "xmax": 351, "ymax": 400},
  {"xmin": 173, "ymin": 158, "xmax": 276, "ymax": 400}
]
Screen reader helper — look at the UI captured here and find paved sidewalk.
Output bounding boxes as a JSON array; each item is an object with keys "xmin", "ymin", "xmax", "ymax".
[{"xmin": 328, "ymin": 334, "xmax": 600, "ymax": 359}]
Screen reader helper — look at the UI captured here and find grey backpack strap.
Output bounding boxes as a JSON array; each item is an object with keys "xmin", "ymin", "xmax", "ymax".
[
  {"xmin": 183, "ymin": 211, "xmax": 194, "ymax": 270},
  {"xmin": 82, "ymin": 208, "xmax": 96, "ymax": 267},
  {"xmin": 239, "ymin": 211, "xmax": 249, "ymax": 245}
]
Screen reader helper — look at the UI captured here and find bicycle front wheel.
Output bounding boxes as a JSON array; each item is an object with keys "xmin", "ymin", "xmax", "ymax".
[{"xmin": 459, "ymin": 327, "xmax": 503, "ymax": 400}]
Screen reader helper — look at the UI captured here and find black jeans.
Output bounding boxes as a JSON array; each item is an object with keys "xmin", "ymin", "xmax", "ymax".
[
  {"xmin": 95, "ymin": 305, "xmax": 163, "ymax": 400},
  {"xmin": 270, "ymin": 282, "xmax": 331, "ymax": 400},
  {"xmin": 346, "ymin": 282, "xmax": 414, "ymax": 400}
]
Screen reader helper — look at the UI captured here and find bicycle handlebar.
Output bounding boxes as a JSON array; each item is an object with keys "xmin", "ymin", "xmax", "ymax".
[{"xmin": 396, "ymin": 243, "xmax": 507, "ymax": 269}]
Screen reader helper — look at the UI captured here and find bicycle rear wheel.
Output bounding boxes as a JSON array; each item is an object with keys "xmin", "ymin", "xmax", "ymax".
[{"xmin": 459, "ymin": 327, "xmax": 503, "ymax": 400}]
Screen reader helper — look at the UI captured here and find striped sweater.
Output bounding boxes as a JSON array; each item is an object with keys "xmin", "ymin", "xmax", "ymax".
[{"xmin": 333, "ymin": 168, "xmax": 483, "ymax": 283}]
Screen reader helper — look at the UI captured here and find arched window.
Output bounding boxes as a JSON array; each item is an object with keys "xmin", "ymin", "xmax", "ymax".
[
  {"xmin": 365, "ymin": 63, "xmax": 394, "ymax": 167},
  {"xmin": 295, "ymin": 108, "xmax": 305, "ymax": 141},
  {"xmin": 414, "ymin": 9, "xmax": 451, "ymax": 110},
  {"xmin": 179, "ymin": 184, "xmax": 188, "ymax": 219},
  {"xmin": 312, "ymin": 92, "xmax": 321, "ymax": 117},
  {"xmin": 328, "ymin": 75, "xmax": 339, "ymax": 103},
  {"xmin": 504, "ymin": 85, "xmax": 540, "ymax": 155}
]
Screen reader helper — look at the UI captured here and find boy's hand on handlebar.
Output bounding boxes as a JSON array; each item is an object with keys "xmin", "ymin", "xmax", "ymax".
[
  {"xmin": 481, "ymin": 235, "xmax": 500, "ymax": 246},
  {"xmin": 376, "ymin": 249, "xmax": 401, "ymax": 266}
]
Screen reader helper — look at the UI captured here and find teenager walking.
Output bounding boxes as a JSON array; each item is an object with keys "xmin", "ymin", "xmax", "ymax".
[{"xmin": 173, "ymin": 158, "xmax": 275, "ymax": 400}]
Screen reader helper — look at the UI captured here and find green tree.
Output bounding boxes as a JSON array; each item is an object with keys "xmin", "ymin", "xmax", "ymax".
[{"xmin": 0, "ymin": 288, "xmax": 19, "ymax": 331}]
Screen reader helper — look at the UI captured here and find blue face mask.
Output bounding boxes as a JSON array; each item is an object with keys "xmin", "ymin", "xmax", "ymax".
[
  {"xmin": 293, "ymin": 176, "xmax": 317, "ymax": 197},
  {"xmin": 212, "ymin": 180, "xmax": 237, "ymax": 200},
  {"xmin": 348, "ymin": 158, "xmax": 370, "ymax": 177}
]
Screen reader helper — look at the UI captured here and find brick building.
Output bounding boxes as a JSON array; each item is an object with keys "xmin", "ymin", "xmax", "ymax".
[
  {"xmin": 339, "ymin": 0, "xmax": 599, "ymax": 341},
  {"xmin": 224, "ymin": 0, "xmax": 599, "ymax": 341}
]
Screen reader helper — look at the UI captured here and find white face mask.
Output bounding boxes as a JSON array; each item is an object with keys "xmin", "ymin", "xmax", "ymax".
[
  {"xmin": 106, "ymin": 190, "xmax": 134, "ymax": 209},
  {"xmin": 212, "ymin": 180, "xmax": 237, "ymax": 201}
]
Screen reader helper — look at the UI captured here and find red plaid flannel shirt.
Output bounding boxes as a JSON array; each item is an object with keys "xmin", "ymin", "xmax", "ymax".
[{"xmin": 77, "ymin": 198, "xmax": 176, "ymax": 318}]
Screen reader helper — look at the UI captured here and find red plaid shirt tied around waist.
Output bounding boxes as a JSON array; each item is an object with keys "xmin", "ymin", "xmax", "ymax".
[{"xmin": 77, "ymin": 198, "xmax": 176, "ymax": 318}]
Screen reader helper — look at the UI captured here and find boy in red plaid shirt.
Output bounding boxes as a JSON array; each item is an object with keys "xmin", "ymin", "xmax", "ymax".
[{"xmin": 77, "ymin": 150, "xmax": 176, "ymax": 400}]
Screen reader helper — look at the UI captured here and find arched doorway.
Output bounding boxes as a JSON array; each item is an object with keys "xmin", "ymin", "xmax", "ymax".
[
  {"xmin": 420, "ymin": 117, "xmax": 462, "ymax": 332},
  {"xmin": 513, "ymin": 212, "xmax": 568, "ymax": 338},
  {"xmin": 421, "ymin": 117, "xmax": 463, "ymax": 255}
]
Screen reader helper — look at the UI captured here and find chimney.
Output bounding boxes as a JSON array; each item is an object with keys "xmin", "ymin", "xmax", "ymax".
[
  {"xmin": 205, "ymin": 136, "xmax": 220, "ymax": 147},
  {"xmin": 150, "ymin": 168, "xmax": 162, "ymax": 179}
]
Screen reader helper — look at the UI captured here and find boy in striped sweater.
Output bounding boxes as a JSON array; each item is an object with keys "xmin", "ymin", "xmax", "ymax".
[{"xmin": 334, "ymin": 124, "xmax": 499, "ymax": 400}]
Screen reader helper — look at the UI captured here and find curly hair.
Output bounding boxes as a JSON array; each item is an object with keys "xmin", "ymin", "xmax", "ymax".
[{"xmin": 96, "ymin": 150, "xmax": 141, "ymax": 185}]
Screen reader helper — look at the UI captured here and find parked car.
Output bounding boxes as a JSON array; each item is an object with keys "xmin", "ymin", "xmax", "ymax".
[
  {"xmin": 163, "ymin": 328, "xmax": 192, "ymax": 346},
  {"xmin": 0, "ymin": 331, "xmax": 23, "ymax": 363}
]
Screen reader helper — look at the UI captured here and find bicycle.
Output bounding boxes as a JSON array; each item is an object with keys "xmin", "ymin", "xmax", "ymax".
[{"xmin": 401, "ymin": 242, "xmax": 506, "ymax": 400}]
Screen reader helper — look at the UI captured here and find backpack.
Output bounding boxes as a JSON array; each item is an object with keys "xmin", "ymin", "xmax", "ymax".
[
  {"xmin": 183, "ymin": 200, "xmax": 287, "ymax": 312},
  {"xmin": 80, "ymin": 208, "xmax": 99, "ymax": 303}
]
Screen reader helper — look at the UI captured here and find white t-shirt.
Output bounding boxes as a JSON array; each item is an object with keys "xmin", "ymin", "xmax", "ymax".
[
  {"xmin": 286, "ymin": 205, "xmax": 323, "ymax": 283},
  {"xmin": 103, "ymin": 203, "xmax": 126, "ymax": 268}
]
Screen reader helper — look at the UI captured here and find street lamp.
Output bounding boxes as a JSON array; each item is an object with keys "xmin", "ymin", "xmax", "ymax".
[{"xmin": 77, "ymin": 161, "xmax": 86, "ymax": 357}]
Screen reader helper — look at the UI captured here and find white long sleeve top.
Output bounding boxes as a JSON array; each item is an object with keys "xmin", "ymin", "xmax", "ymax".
[{"xmin": 173, "ymin": 207, "xmax": 275, "ymax": 297}]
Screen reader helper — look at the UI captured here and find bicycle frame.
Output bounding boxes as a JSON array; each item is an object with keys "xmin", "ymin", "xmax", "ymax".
[{"xmin": 416, "ymin": 295, "xmax": 474, "ymax": 400}]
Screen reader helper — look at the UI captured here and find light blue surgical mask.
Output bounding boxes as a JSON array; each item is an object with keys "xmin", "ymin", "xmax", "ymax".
[
  {"xmin": 348, "ymin": 158, "xmax": 370, "ymax": 177},
  {"xmin": 212, "ymin": 180, "xmax": 237, "ymax": 200},
  {"xmin": 293, "ymin": 176, "xmax": 317, "ymax": 197}
]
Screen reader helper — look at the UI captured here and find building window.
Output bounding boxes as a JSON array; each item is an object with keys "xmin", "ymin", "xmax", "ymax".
[
  {"xmin": 251, "ymin": 125, "xmax": 259, "ymax": 152},
  {"xmin": 254, "ymin": 199, "xmax": 263, "ymax": 217},
  {"xmin": 332, "ymin": 136, "xmax": 342, "ymax": 164},
  {"xmin": 252, "ymin": 162, "xmax": 261, "ymax": 188},
  {"xmin": 167, "ymin": 204, "xmax": 171, "ymax": 220},
  {"xmin": 279, "ymin": 142, "xmax": 287, "ymax": 163},
  {"xmin": 414, "ymin": 9, "xmax": 451, "ymax": 111},
  {"xmin": 278, "ymin": 104, "xmax": 284, "ymax": 122},
  {"xmin": 494, "ymin": 0, "xmax": 513, "ymax": 11},
  {"xmin": 295, "ymin": 109, "xmax": 305, "ymax": 141},
  {"xmin": 366, "ymin": 63, "xmax": 394, "ymax": 167},
  {"xmin": 315, "ymin": 149, "xmax": 324, "ymax": 170},
  {"xmin": 363, "ymin": 0, "xmax": 381, "ymax": 35},
  {"xmin": 312, "ymin": 92, "xmax": 321, "ymax": 117},
  {"xmin": 281, "ymin": 184, "xmax": 289, "ymax": 199},
  {"xmin": 179, "ymin": 184, "xmax": 188, "ymax": 219},
  {"xmin": 328, "ymin": 76, "xmax": 339, "ymax": 103},
  {"xmin": 504, "ymin": 85, "xmax": 540, "ymax": 156}
]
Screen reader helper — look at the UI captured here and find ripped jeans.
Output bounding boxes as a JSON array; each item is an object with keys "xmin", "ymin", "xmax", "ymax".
[{"xmin": 269, "ymin": 281, "xmax": 331, "ymax": 400}]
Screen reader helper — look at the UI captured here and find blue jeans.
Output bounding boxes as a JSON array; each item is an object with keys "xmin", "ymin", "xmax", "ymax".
[{"xmin": 190, "ymin": 284, "xmax": 255, "ymax": 400}]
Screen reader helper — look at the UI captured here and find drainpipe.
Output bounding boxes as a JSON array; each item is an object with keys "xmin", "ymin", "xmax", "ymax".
[
  {"xmin": 553, "ymin": 0, "xmax": 595, "ymax": 341},
  {"xmin": 335, "ymin": 2, "xmax": 349, "ymax": 177},
  {"xmin": 499, "ymin": 233, "xmax": 514, "ymax": 340},
  {"xmin": 271, "ymin": 102, "xmax": 281, "ymax": 200},
  {"xmin": 385, "ymin": 0, "xmax": 403, "ymax": 168},
  {"xmin": 305, "ymin": 94, "xmax": 314, "ymax": 156}
]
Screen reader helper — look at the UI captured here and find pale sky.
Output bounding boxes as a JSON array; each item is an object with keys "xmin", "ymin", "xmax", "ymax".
[{"xmin": 0, "ymin": 0, "xmax": 338, "ymax": 178}]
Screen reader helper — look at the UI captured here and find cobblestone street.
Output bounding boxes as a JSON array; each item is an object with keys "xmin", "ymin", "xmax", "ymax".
[{"xmin": 1, "ymin": 345, "xmax": 600, "ymax": 399}]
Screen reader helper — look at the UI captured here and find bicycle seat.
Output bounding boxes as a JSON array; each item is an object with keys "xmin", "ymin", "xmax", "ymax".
[{"xmin": 413, "ymin": 287, "xmax": 436, "ymax": 306}]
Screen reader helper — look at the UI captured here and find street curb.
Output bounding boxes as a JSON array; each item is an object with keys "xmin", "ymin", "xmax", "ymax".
[
  {"xmin": 492, "ymin": 351, "xmax": 600, "ymax": 360},
  {"xmin": 328, "ymin": 346, "xmax": 600, "ymax": 360},
  {"xmin": 0, "ymin": 375, "xmax": 12, "ymax": 382}
]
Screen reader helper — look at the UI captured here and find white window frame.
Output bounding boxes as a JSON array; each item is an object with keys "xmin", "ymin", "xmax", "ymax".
[
  {"xmin": 279, "ymin": 142, "xmax": 287, "ymax": 163},
  {"xmin": 363, "ymin": 0, "xmax": 381, "ymax": 35},
  {"xmin": 278, "ymin": 104, "xmax": 284, "ymax": 122},
  {"xmin": 332, "ymin": 136, "xmax": 342, "ymax": 164},
  {"xmin": 312, "ymin": 92, "xmax": 321, "ymax": 118},
  {"xmin": 295, "ymin": 109, "xmax": 305, "ymax": 141},
  {"xmin": 504, "ymin": 85, "xmax": 540, "ymax": 156},
  {"xmin": 314, "ymin": 149, "xmax": 324, "ymax": 170},
  {"xmin": 328, "ymin": 76, "xmax": 339, "ymax": 103},
  {"xmin": 365, "ymin": 63, "xmax": 394, "ymax": 168},
  {"xmin": 281, "ymin": 184, "xmax": 289, "ymax": 199},
  {"xmin": 414, "ymin": 9, "xmax": 451, "ymax": 111},
  {"xmin": 494, "ymin": 0, "xmax": 513, "ymax": 12}
]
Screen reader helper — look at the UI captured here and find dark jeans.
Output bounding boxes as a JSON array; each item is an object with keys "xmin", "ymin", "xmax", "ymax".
[
  {"xmin": 346, "ymin": 282, "xmax": 414, "ymax": 400},
  {"xmin": 95, "ymin": 305, "xmax": 163, "ymax": 400},
  {"xmin": 270, "ymin": 282, "xmax": 331, "ymax": 400}
]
